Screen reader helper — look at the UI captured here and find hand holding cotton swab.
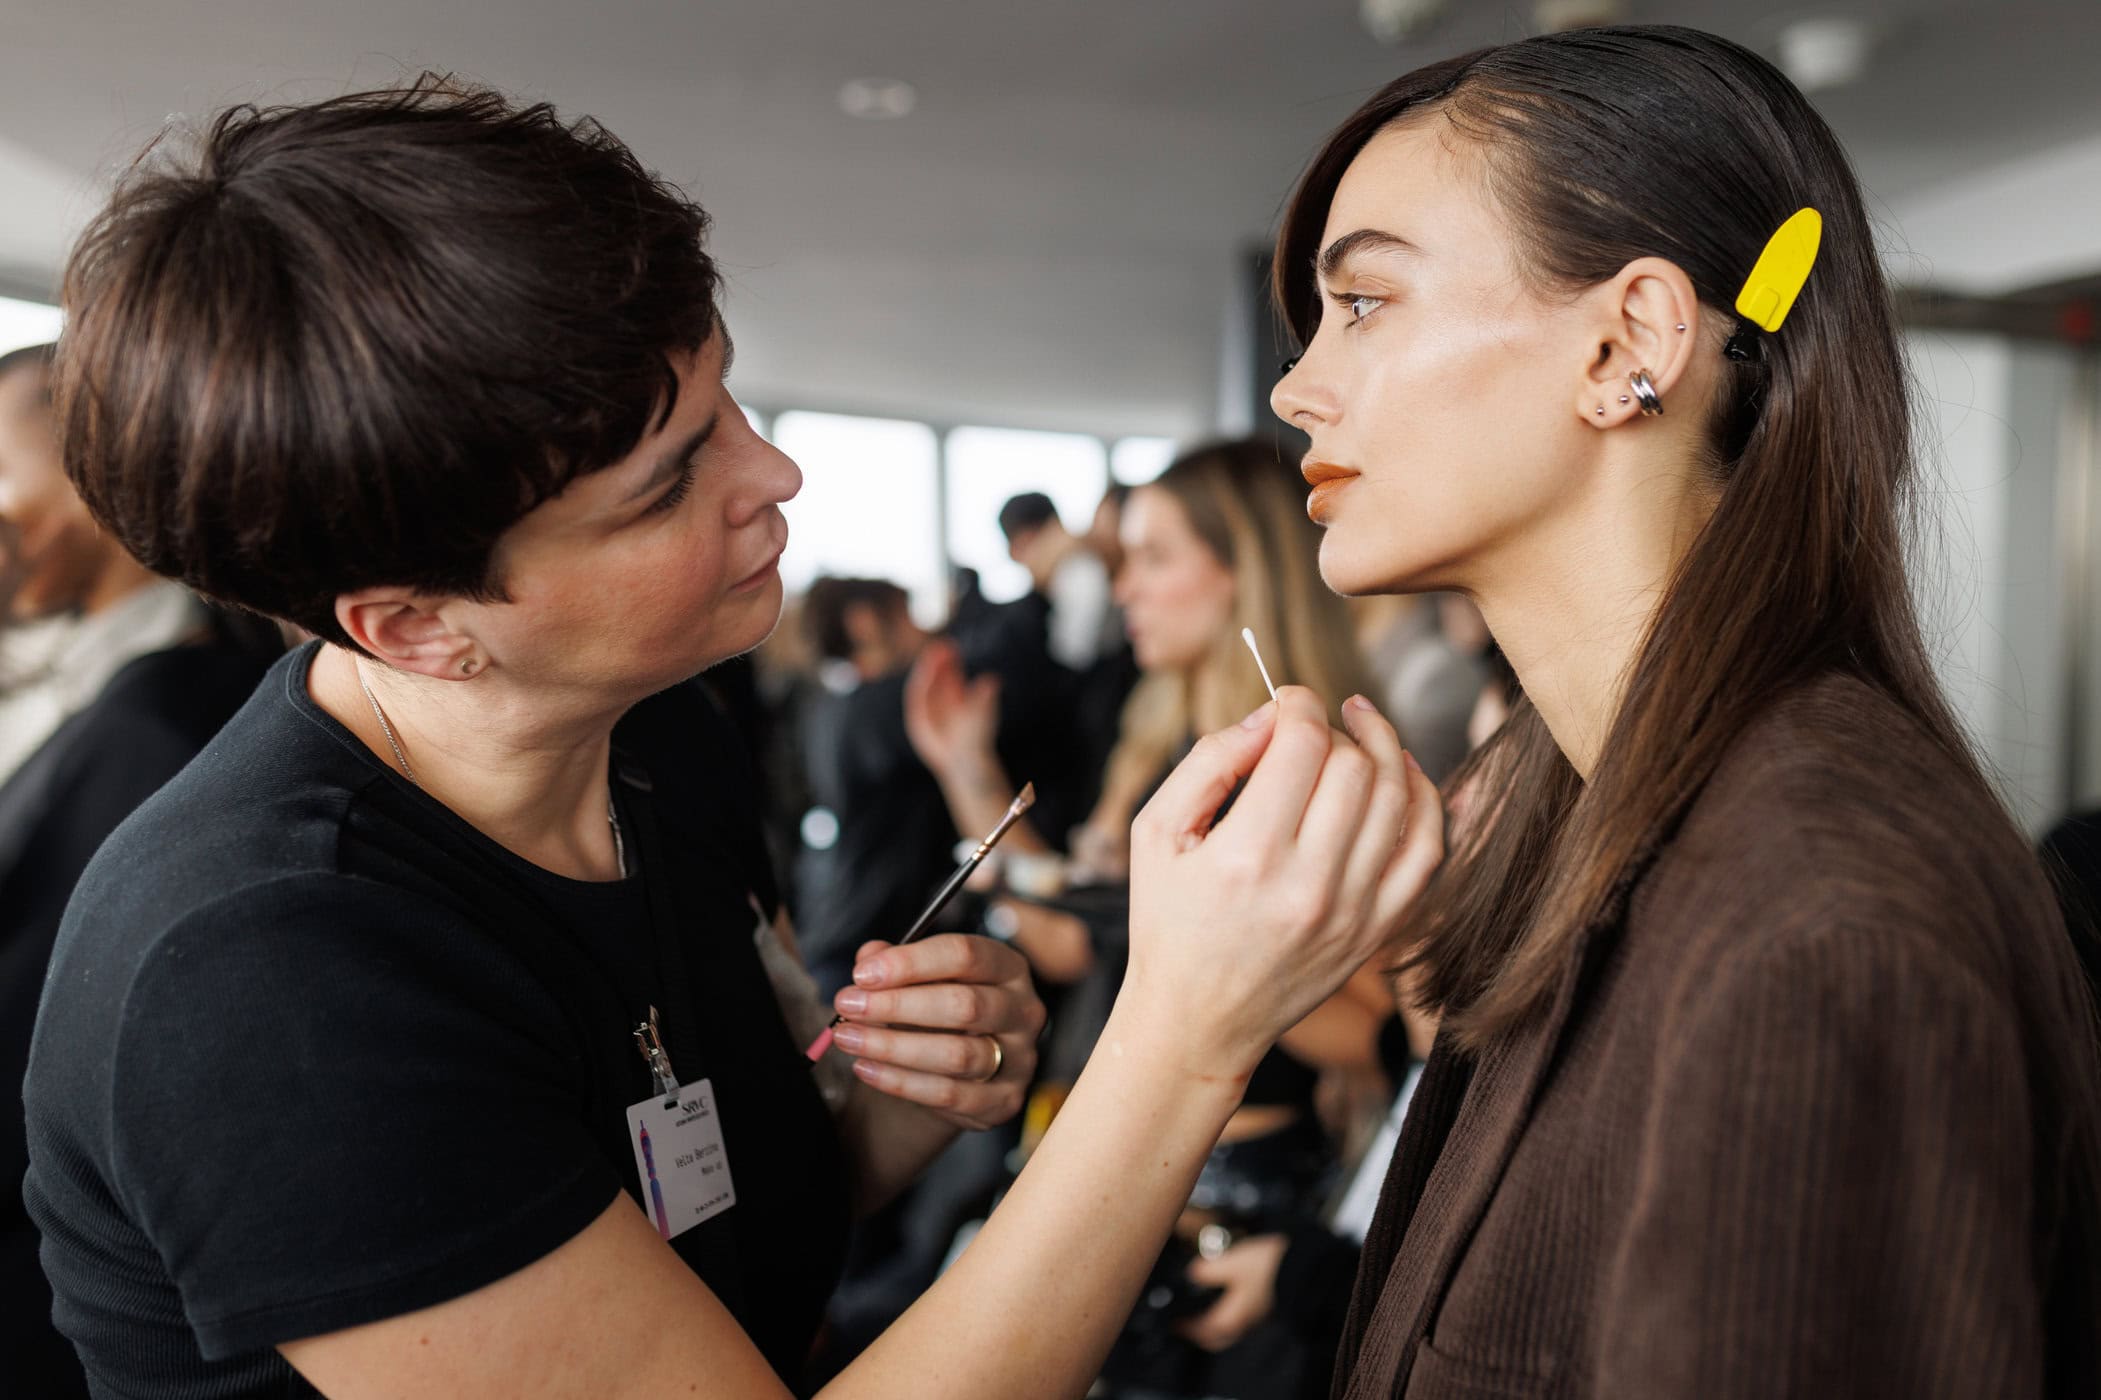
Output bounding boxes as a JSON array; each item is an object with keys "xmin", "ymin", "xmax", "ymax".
[{"xmin": 1241, "ymin": 627, "xmax": 1278, "ymax": 701}]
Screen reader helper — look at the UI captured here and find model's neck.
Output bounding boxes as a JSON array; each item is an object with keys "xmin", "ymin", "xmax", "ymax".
[{"xmin": 1472, "ymin": 470, "xmax": 1717, "ymax": 781}]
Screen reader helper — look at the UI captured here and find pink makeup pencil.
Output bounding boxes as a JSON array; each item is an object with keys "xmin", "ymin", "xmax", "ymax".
[{"xmin": 804, "ymin": 782, "xmax": 1037, "ymax": 1062}]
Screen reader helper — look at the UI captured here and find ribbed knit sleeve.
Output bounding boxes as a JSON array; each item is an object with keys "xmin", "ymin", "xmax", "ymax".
[{"xmin": 1593, "ymin": 920, "xmax": 2042, "ymax": 1398}]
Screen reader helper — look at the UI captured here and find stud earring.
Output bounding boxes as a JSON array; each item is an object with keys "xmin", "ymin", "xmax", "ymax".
[
  {"xmin": 1596, "ymin": 405, "xmax": 1605, "ymax": 416},
  {"xmin": 1619, "ymin": 395, "xmax": 1630, "ymax": 404},
  {"xmin": 1675, "ymin": 323, "xmax": 1687, "ymax": 332},
  {"xmin": 460, "ymin": 658, "xmax": 477, "ymax": 676}
]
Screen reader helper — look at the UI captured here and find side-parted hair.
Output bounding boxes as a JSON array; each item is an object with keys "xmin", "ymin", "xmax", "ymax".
[
  {"xmin": 1272, "ymin": 28, "xmax": 2079, "ymax": 1048},
  {"xmin": 54, "ymin": 74, "xmax": 719, "ymax": 648}
]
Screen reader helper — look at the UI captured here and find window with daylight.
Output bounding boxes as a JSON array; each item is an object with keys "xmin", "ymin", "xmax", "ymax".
[
  {"xmin": 943, "ymin": 426, "xmax": 1109, "ymax": 605},
  {"xmin": 772, "ymin": 410, "xmax": 945, "ymax": 622}
]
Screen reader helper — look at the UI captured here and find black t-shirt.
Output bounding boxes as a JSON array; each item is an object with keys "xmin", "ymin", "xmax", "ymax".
[{"xmin": 22, "ymin": 644, "xmax": 852, "ymax": 1398}]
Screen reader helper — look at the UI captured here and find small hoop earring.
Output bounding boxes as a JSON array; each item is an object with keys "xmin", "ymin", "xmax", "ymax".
[{"xmin": 1628, "ymin": 368, "xmax": 1664, "ymax": 417}]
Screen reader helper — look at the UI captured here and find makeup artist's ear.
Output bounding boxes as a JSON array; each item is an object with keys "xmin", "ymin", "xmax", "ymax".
[
  {"xmin": 335, "ymin": 588, "xmax": 484, "ymax": 680},
  {"xmin": 1574, "ymin": 256, "xmax": 1701, "ymax": 428}
]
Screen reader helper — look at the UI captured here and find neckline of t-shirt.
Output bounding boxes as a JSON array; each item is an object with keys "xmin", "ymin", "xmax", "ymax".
[{"xmin": 279, "ymin": 640, "xmax": 644, "ymax": 902}]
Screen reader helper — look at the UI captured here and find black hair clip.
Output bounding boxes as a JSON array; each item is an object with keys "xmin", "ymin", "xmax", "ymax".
[{"xmin": 1722, "ymin": 321, "xmax": 1761, "ymax": 363}]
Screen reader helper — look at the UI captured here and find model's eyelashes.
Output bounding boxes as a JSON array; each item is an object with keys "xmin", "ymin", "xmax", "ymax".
[{"xmin": 1327, "ymin": 289, "xmax": 1386, "ymax": 327}]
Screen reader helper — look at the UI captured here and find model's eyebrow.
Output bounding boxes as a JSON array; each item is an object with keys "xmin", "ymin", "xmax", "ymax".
[
  {"xmin": 1316, "ymin": 228, "xmax": 1422, "ymax": 282},
  {"xmin": 622, "ymin": 411, "xmax": 720, "ymax": 505}
]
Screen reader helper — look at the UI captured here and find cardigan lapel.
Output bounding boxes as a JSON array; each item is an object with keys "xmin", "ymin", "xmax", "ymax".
[{"xmin": 1341, "ymin": 939, "xmax": 1588, "ymax": 1398}]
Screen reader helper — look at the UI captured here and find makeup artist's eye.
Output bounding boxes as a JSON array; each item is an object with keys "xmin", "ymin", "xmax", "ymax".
[
  {"xmin": 645, "ymin": 460, "xmax": 699, "ymax": 516},
  {"xmin": 1330, "ymin": 290, "xmax": 1385, "ymax": 327}
]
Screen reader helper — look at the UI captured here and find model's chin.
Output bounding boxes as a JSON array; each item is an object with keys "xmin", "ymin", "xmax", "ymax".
[{"xmin": 1316, "ymin": 531, "xmax": 1386, "ymax": 598}]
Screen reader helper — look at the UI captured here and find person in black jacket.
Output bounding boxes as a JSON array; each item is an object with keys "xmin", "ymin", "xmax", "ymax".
[{"xmin": 0, "ymin": 341, "xmax": 279, "ymax": 1400}]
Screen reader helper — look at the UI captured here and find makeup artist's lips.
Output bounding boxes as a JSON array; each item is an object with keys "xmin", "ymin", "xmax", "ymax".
[
  {"xmin": 1302, "ymin": 459, "xmax": 1359, "ymax": 524},
  {"xmin": 729, "ymin": 530, "xmax": 788, "ymax": 592}
]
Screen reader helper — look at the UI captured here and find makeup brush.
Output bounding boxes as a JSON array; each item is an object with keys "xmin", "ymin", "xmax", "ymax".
[
  {"xmin": 1241, "ymin": 627, "xmax": 1279, "ymax": 701},
  {"xmin": 806, "ymin": 782, "xmax": 1037, "ymax": 1062}
]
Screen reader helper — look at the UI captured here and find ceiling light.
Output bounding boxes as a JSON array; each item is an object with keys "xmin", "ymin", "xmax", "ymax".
[
  {"xmin": 838, "ymin": 78, "xmax": 917, "ymax": 121},
  {"xmin": 1776, "ymin": 18, "xmax": 1873, "ymax": 93},
  {"xmin": 1533, "ymin": 0, "xmax": 1631, "ymax": 31},
  {"xmin": 1359, "ymin": 0, "xmax": 1448, "ymax": 44}
]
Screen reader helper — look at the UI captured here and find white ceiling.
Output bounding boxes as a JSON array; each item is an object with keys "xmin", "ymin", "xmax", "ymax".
[{"xmin": 2, "ymin": 0, "xmax": 2098, "ymax": 438}]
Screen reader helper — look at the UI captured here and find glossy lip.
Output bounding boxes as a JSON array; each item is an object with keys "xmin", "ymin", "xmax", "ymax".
[{"xmin": 1301, "ymin": 458, "xmax": 1359, "ymax": 487}]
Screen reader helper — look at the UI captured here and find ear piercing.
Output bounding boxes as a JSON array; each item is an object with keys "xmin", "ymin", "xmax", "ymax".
[
  {"xmin": 1628, "ymin": 368, "xmax": 1665, "ymax": 416},
  {"xmin": 460, "ymin": 658, "xmax": 478, "ymax": 676},
  {"xmin": 1675, "ymin": 323, "xmax": 1687, "ymax": 332}
]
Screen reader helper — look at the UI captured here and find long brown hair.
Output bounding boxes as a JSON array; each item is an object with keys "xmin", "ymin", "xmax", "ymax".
[
  {"xmin": 1271, "ymin": 28, "xmax": 2039, "ymax": 1046},
  {"xmin": 1097, "ymin": 439, "xmax": 1380, "ymax": 828}
]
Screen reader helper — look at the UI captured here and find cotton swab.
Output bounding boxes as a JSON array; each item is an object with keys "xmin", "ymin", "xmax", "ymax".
[{"xmin": 1241, "ymin": 627, "xmax": 1278, "ymax": 700}]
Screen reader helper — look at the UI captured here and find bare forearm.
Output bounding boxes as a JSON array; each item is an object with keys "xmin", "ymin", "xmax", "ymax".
[{"xmin": 822, "ymin": 995, "xmax": 1245, "ymax": 1400}]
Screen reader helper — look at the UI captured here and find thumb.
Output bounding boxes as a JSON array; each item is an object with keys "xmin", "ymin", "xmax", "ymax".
[
  {"xmin": 1184, "ymin": 1253, "xmax": 1232, "ymax": 1287},
  {"xmin": 1134, "ymin": 702, "xmax": 1276, "ymax": 850}
]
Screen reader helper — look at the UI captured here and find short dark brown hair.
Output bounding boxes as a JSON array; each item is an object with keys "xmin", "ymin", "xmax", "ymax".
[{"xmin": 55, "ymin": 74, "xmax": 719, "ymax": 647}]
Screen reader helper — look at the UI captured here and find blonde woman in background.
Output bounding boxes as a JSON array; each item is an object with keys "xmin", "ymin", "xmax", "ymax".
[{"xmin": 905, "ymin": 438, "xmax": 1395, "ymax": 1400}]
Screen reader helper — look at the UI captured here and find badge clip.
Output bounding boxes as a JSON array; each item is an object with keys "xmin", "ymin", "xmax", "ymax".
[{"xmin": 633, "ymin": 1005, "xmax": 679, "ymax": 1107}]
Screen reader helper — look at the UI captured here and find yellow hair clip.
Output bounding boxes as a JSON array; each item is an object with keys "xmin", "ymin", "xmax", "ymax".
[{"xmin": 1734, "ymin": 207, "xmax": 1822, "ymax": 333}]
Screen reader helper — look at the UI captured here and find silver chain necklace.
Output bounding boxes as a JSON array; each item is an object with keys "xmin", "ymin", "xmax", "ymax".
[{"xmin": 355, "ymin": 661, "xmax": 629, "ymax": 877}]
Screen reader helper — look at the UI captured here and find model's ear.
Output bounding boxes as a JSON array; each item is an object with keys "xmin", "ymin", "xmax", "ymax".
[
  {"xmin": 1571, "ymin": 256, "xmax": 1702, "ymax": 428},
  {"xmin": 335, "ymin": 589, "xmax": 484, "ymax": 679}
]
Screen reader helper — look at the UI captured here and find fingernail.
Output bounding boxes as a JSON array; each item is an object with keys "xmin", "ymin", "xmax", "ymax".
[
  {"xmin": 1343, "ymin": 693, "xmax": 1374, "ymax": 714},
  {"xmin": 835, "ymin": 988, "xmax": 868, "ymax": 1016},
  {"xmin": 832, "ymin": 1024, "xmax": 865, "ymax": 1052},
  {"xmin": 853, "ymin": 960, "xmax": 886, "ymax": 987},
  {"xmin": 1240, "ymin": 702, "xmax": 1275, "ymax": 730},
  {"xmin": 852, "ymin": 1058, "xmax": 884, "ymax": 1084}
]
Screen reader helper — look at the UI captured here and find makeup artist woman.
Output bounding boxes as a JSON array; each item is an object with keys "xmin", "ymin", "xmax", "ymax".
[{"xmin": 23, "ymin": 80, "xmax": 1442, "ymax": 1400}]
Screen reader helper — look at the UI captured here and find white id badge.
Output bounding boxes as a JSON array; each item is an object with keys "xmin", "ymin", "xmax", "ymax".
[{"xmin": 625, "ymin": 1079, "xmax": 736, "ymax": 1241}]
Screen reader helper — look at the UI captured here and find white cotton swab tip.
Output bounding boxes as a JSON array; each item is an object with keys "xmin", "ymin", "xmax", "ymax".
[{"xmin": 1241, "ymin": 627, "xmax": 1278, "ymax": 701}]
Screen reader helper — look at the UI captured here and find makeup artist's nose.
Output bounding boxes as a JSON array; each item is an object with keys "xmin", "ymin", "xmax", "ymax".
[
  {"xmin": 729, "ymin": 440, "xmax": 802, "ymax": 526},
  {"xmin": 1270, "ymin": 343, "xmax": 1339, "ymax": 432}
]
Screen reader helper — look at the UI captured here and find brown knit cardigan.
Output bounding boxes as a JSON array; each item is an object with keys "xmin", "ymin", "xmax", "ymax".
[{"xmin": 1337, "ymin": 673, "xmax": 2101, "ymax": 1398}]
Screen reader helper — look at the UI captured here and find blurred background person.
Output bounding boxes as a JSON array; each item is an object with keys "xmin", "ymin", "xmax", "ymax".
[
  {"xmin": 999, "ymin": 489, "xmax": 1117, "ymax": 673},
  {"xmin": 0, "ymin": 341, "xmax": 279, "ymax": 1400},
  {"xmin": 1351, "ymin": 593, "xmax": 1484, "ymax": 785},
  {"xmin": 907, "ymin": 438, "xmax": 1391, "ymax": 1400},
  {"xmin": 793, "ymin": 576, "xmax": 952, "ymax": 996}
]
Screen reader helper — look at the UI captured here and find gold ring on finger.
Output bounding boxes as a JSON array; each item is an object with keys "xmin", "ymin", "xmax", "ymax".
[{"xmin": 976, "ymin": 1035, "xmax": 1004, "ymax": 1083}]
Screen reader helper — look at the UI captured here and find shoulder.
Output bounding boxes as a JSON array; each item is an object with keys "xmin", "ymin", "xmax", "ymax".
[
  {"xmin": 1662, "ymin": 674, "xmax": 2047, "ymax": 927},
  {"xmin": 1623, "ymin": 674, "xmax": 2068, "ymax": 1034}
]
